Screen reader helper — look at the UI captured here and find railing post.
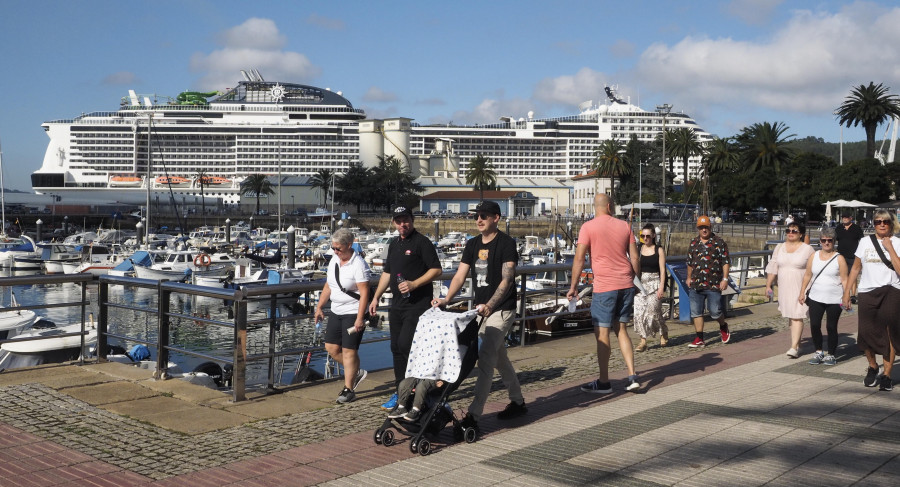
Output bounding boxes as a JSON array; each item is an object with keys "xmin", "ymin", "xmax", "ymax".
[
  {"xmin": 518, "ymin": 273, "xmax": 529, "ymax": 346},
  {"xmin": 266, "ymin": 296, "xmax": 278, "ymax": 393},
  {"xmin": 78, "ymin": 280, "xmax": 87, "ymax": 365},
  {"xmin": 155, "ymin": 282, "xmax": 171, "ymax": 380},
  {"xmin": 233, "ymin": 298, "xmax": 248, "ymax": 402},
  {"xmin": 97, "ymin": 280, "xmax": 109, "ymax": 362}
]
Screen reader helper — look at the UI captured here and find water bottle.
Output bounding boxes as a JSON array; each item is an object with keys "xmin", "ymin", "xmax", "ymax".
[
  {"xmin": 397, "ymin": 274, "xmax": 410, "ymax": 298},
  {"xmin": 314, "ymin": 321, "xmax": 322, "ymax": 334}
]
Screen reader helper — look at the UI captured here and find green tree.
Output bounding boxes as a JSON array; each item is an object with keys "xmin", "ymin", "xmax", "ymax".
[
  {"xmin": 835, "ymin": 82, "xmax": 900, "ymax": 159},
  {"xmin": 336, "ymin": 162, "xmax": 373, "ymax": 213},
  {"xmin": 372, "ymin": 155, "xmax": 424, "ymax": 211},
  {"xmin": 592, "ymin": 139, "xmax": 630, "ymax": 204},
  {"xmin": 822, "ymin": 158, "xmax": 892, "ymax": 204},
  {"xmin": 239, "ymin": 174, "xmax": 275, "ymax": 215},
  {"xmin": 309, "ymin": 169, "xmax": 335, "ymax": 207},
  {"xmin": 701, "ymin": 137, "xmax": 739, "ymax": 214},
  {"xmin": 736, "ymin": 121, "xmax": 796, "ymax": 173},
  {"xmin": 465, "ymin": 154, "xmax": 497, "ymax": 201},
  {"xmin": 669, "ymin": 127, "xmax": 703, "ymax": 185}
]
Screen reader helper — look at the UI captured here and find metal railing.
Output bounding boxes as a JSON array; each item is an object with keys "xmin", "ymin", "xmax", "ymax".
[{"xmin": 0, "ymin": 248, "xmax": 775, "ymax": 402}]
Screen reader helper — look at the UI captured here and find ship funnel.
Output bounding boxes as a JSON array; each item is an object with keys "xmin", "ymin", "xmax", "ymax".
[
  {"xmin": 253, "ymin": 69, "xmax": 264, "ymax": 82},
  {"xmin": 128, "ymin": 90, "xmax": 140, "ymax": 107},
  {"xmin": 240, "ymin": 70, "xmax": 251, "ymax": 82},
  {"xmin": 143, "ymin": 97, "xmax": 152, "ymax": 108}
]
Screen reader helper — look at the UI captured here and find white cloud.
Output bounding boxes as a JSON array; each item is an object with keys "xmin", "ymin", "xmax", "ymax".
[
  {"xmin": 102, "ymin": 71, "xmax": 138, "ymax": 85},
  {"xmin": 191, "ymin": 18, "xmax": 321, "ymax": 90},
  {"xmin": 416, "ymin": 98, "xmax": 446, "ymax": 106},
  {"xmin": 533, "ymin": 67, "xmax": 608, "ymax": 107},
  {"xmin": 725, "ymin": 0, "xmax": 784, "ymax": 25},
  {"xmin": 362, "ymin": 86, "xmax": 398, "ymax": 103},
  {"xmin": 451, "ymin": 97, "xmax": 536, "ymax": 125},
  {"xmin": 609, "ymin": 39, "xmax": 636, "ymax": 59},
  {"xmin": 306, "ymin": 13, "xmax": 345, "ymax": 31},
  {"xmin": 636, "ymin": 2, "xmax": 900, "ymax": 116}
]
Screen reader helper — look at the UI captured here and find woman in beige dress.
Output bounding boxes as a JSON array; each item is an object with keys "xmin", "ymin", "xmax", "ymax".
[
  {"xmin": 633, "ymin": 224, "xmax": 668, "ymax": 351},
  {"xmin": 765, "ymin": 221, "xmax": 815, "ymax": 358}
]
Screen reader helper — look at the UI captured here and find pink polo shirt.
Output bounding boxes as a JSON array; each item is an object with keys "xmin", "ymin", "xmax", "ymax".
[{"xmin": 577, "ymin": 215, "xmax": 635, "ymax": 293}]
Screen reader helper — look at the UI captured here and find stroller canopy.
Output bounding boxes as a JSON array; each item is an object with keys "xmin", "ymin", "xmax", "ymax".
[{"xmin": 405, "ymin": 308, "xmax": 479, "ymax": 383}]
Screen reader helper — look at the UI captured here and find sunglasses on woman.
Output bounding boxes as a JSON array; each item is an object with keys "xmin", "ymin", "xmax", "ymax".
[
  {"xmin": 820, "ymin": 238, "xmax": 833, "ymax": 243},
  {"xmin": 874, "ymin": 219, "xmax": 891, "ymax": 226},
  {"xmin": 786, "ymin": 229, "xmax": 801, "ymax": 234}
]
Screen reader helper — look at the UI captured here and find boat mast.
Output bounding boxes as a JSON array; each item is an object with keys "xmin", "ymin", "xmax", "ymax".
[
  {"xmin": 0, "ymin": 137, "xmax": 5, "ymax": 236},
  {"xmin": 145, "ymin": 113, "xmax": 152, "ymax": 249}
]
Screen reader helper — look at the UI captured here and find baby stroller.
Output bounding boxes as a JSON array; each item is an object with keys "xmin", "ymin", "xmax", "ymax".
[{"xmin": 373, "ymin": 308, "xmax": 482, "ymax": 456}]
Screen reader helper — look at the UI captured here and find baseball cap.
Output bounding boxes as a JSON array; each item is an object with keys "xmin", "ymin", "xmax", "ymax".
[
  {"xmin": 697, "ymin": 215, "xmax": 711, "ymax": 227},
  {"xmin": 469, "ymin": 201, "xmax": 502, "ymax": 215},
  {"xmin": 392, "ymin": 206, "xmax": 413, "ymax": 220}
]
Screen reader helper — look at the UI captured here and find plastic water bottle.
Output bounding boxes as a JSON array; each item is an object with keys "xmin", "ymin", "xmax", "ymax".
[
  {"xmin": 568, "ymin": 298, "xmax": 577, "ymax": 313},
  {"xmin": 347, "ymin": 325, "xmax": 358, "ymax": 334},
  {"xmin": 314, "ymin": 321, "xmax": 322, "ymax": 334},
  {"xmin": 397, "ymin": 274, "xmax": 410, "ymax": 298}
]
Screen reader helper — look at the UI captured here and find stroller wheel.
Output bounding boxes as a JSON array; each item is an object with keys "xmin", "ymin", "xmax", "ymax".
[
  {"xmin": 464, "ymin": 427, "xmax": 477, "ymax": 443},
  {"xmin": 409, "ymin": 440, "xmax": 418, "ymax": 454},
  {"xmin": 373, "ymin": 429, "xmax": 383, "ymax": 445},
  {"xmin": 418, "ymin": 439, "xmax": 431, "ymax": 456},
  {"xmin": 380, "ymin": 429, "xmax": 395, "ymax": 447}
]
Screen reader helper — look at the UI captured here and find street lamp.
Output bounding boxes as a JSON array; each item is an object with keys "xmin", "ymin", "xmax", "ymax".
[{"xmin": 656, "ymin": 103, "xmax": 672, "ymax": 205}]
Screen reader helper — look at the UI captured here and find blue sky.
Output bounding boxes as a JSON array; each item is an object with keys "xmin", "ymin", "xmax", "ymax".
[{"xmin": 1, "ymin": 0, "xmax": 899, "ymax": 191}]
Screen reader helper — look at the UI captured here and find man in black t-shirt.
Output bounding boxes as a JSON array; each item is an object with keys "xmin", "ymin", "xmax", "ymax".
[
  {"xmin": 370, "ymin": 206, "xmax": 442, "ymax": 408},
  {"xmin": 835, "ymin": 213, "xmax": 864, "ymax": 299},
  {"xmin": 433, "ymin": 200, "xmax": 526, "ymax": 434}
]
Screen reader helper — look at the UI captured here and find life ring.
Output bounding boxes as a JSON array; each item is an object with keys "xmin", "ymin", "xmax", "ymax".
[{"xmin": 194, "ymin": 253, "xmax": 212, "ymax": 267}]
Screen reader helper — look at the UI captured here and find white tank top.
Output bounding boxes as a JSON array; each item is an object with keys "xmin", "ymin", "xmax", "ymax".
[{"xmin": 808, "ymin": 251, "xmax": 843, "ymax": 304}]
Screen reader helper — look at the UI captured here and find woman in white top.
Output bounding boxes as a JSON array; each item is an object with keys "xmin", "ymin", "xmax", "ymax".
[
  {"xmin": 315, "ymin": 228, "xmax": 371, "ymax": 404},
  {"xmin": 843, "ymin": 210, "xmax": 900, "ymax": 391},
  {"xmin": 798, "ymin": 227, "xmax": 848, "ymax": 366}
]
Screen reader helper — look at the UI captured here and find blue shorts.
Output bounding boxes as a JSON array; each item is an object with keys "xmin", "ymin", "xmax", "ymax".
[
  {"xmin": 591, "ymin": 288, "xmax": 635, "ymax": 328},
  {"xmin": 689, "ymin": 288, "xmax": 723, "ymax": 319}
]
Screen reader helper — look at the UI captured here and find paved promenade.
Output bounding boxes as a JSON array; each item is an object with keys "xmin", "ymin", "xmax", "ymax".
[{"xmin": 1, "ymin": 303, "xmax": 897, "ymax": 486}]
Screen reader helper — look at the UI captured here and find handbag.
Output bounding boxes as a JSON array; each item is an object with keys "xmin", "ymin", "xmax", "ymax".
[
  {"xmin": 333, "ymin": 262, "xmax": 378, "ymax": 326},
  {"xmin": 805, "ymin": 254, "xmax": 837, "ymax": 301},
  {"xmin": 870, "ymin": 234, "xmax": 895, "ymax": 271}
]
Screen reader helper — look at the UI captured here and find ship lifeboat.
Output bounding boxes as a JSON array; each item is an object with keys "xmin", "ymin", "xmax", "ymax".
[
  {"xmin": 156, "ymin": 176, "xmax": 190, "ymax": 187},
  {"xmin": 108, "ymin": 175, "xmax": 143, "ymax": 188},
  {"xmin": 197, "ymin": 176, "xmax": 231, "ymax": 186}
]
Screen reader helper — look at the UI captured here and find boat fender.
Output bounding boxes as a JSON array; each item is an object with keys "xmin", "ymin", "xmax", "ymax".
[
  {"xmin": 126, "ymin": 344, "xmax": 151, "ymax": 362},
  {"xmin": 194, "ymin": 254, "xmax": 212, "ymax": 267},
  {"xmin": 192, "ymin": 361, "xmax": 225, "ymax": 387}
]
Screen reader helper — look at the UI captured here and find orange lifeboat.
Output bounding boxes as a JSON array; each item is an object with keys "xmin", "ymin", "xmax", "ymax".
[
  {"xmin": 198, "ymin": 176, "xmax": 231, "ymax": 185},
  {"xmin": 109, "ymin": 175, "xmax": 143, "ymax": 187},
  {"xmin": 156, "ymin": 176, "xmax": 190, "ymax": 186}
]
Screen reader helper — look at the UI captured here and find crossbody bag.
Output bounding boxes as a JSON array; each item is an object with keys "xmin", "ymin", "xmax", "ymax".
[
  {"xmin": 805, "ymin": 254, "xmax": 837, "ymax": 301},
  {"xmin": 870, "ymin": 234, "xmax": 895, "ymax": 271},
  {"xmin": 333, "ymin": 262, "xmax": 377, "ymax": 325}
]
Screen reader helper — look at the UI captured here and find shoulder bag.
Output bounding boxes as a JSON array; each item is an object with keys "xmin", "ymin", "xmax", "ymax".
[
  {"xmin": 805, "ymin": 253, "xmax": 837, "ymax": 301},
  {"xmin": 870, "ymin": 234, "xmax": 895, "ymax": 271},
  {"xmin": 333, "ymin": 262, "xmax": 377, "ymax": 326}
]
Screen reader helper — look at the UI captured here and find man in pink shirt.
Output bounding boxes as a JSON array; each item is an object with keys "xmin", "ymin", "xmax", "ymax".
[{"xmin": 568, "ymin": 194, "xmax": 641, "ymax": 393}]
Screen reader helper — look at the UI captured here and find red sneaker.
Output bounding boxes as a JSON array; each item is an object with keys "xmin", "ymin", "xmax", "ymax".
[
  {"xmin": 688, "ymin": 337, "xmax": 705, "ymax": 348},
  {"xmin": 720, "ymin": 324, "xmax": 731, "ymax": 344}
]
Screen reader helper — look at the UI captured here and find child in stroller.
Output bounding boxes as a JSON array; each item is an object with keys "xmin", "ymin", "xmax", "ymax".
[{"xmin": 374, "ymin": 307, "xmax": 481, "ymax": 455}]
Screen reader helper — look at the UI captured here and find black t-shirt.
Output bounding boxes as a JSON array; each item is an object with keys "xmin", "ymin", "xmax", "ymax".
[
  {"xmin": 835, "ymin": 223, "xmax": 864, "ymax": 258},
  {"xmin": 383, "ymin": 229, "xmax": 441, "ymax": 307},
  {"xmin": 461, "ymin": 231, "xmax": 518, "ymax": 310}
]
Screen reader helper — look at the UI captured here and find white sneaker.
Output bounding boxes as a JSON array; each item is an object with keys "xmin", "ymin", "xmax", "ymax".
[{"xmin": 786, "ymin": 348, "xmax": 799, "ymax": 359}]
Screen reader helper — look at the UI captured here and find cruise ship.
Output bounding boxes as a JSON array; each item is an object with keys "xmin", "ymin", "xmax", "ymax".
[{"xmin": 31, "ymin": 71, "xmax": 711, "ymax": 204}]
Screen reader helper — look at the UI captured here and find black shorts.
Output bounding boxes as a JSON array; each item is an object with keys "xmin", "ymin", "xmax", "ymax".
[{"xmin": 324, "ymin": 312, "xmax": 365, "ymax": 350}]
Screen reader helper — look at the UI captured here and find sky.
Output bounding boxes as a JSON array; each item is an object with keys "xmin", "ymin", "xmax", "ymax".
[{"xmin": 1, "ymin": 0, "xmax": 900, "ymax": 191}]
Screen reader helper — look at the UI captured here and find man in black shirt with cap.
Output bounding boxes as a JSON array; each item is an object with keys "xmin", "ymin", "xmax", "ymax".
[
  {"xmin": 835, "ymin": 213, "xmax": 864, "ymax": 301},
  {"xmin": 370, "ymin": 206, "xmax": 442, "ymax": 409}
]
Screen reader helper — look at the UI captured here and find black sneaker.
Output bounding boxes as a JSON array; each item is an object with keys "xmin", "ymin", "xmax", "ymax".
[
  {"xmin": 864, "ymin": 367, "xmax": 880, "ymax": 387},
  {"xmin": 336, "ymin": 387, "xmax": 356, "ymax": 403},
  {"xmin": 402, "ymin": 408, "xmax": 422, "ymax": 422},
  {"xmin": 387, "ymin": 405, "xmax": 408, "ymax": 419},
  {"xmin": 880, "ymin": 375, "xmax": 893, "ymax": 392},
  {"xmin": 580, "ymin": 379, "xmax": 613, "ymax": 393},
  {"xmin": 460, "ymin": 413, "xmax": 480, "ymax": 435},
  {"xmin": 497, "ymin": 401, "xmax": 528, "ymax": 420}
]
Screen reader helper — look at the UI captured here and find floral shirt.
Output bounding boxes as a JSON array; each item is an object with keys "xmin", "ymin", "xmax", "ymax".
[{"xmin": 687, "ymin": 233, "xmax": 730, "ymax": 290}]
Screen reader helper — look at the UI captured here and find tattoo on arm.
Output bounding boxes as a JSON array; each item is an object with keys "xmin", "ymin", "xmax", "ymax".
[{"xmin": 486, "ymin": 261, "xmax": 515, "ymax": 310}]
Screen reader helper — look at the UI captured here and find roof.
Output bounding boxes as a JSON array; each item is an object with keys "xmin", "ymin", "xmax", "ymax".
[{"xmin": 422, "ymin": 190, "xmax": 522, "ymax": 200}]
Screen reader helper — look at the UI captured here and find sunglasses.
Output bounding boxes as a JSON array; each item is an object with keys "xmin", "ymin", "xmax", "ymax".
[
  {"xmin": 786, "ymin": 229, "xmax": 801, "ymax": 234},
  {"xmin": 697, "ymin": 225, "xmax": 710, "ymax": 230},
  {"xmin": 640, "ymin": 234, "xmax": 654, "ymax": 238},
  {"xmin": 874, "ymin": 219, "xmax": 891, "ymax": 226},
  {"xmin": 820, "ymin": 238, "xmax": 833, "ymax": 243},
  {"xmin": 473, "ymin": 212, "xmax": 493, "ymax": 220},
  {"xmin": 332, "ymin": 246, "xmax": 346, "ymax": 253}
]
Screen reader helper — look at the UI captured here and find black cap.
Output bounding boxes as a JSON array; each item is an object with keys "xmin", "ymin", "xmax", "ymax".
[
  {"xmin": 469, "ymin": 201, "xmax": 502, "ymax": 215},
  {"xmin": 392, "ymin": 206, "xmax": 413, "ymax": 220}
]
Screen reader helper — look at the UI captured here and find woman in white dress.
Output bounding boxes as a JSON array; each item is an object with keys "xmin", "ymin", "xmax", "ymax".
[{"xmin": 798, "ymin": 227, "xmax": 848, "ymax": 366}]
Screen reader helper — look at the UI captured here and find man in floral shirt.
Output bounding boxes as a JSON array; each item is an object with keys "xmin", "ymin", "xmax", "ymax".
[{"xmin": 685, "ymin": 215, "xmax": 731, "ymax": 348}]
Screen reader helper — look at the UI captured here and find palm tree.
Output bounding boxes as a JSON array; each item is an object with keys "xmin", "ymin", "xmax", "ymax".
[
  {"xmin": 309, "ymin": 169, "xmax": 335, "ymax": 207},
  {"xmin": 836, "ymin": 82, "xmax": 900, "ymax": 159},
  {"xmin": 592, "ymin": 139, "xmax": 630, "ymax": 203},
  {"xmin": 336, "ymin": 161, "xmax": 373, "ymax": 213},
  {"xmin": 736, "ymin": 121, "xmax": 796, "ymax": 173},
  {"xmin": 465, "ymin": 154, "xmax": 497, "ymax": 201},
  {"xmin": 669, "ymin": 127, "xmax": 703, "ymax": 184},
  {"xmin": 700, "ymin": 137, "xmax": 739, "ymax": 215},
  {"xmin": 373, "ymin": 155, "xmax": 422, "ymax": 210},
  {"xmin": 239, "ymin": 174, "xmax": 275, "ymax": 215},
  {"xmin": 194, "ymin": 169, "xmax": 208, "ymax": 224}
]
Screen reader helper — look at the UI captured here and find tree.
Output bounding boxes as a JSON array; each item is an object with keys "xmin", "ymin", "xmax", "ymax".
[
  {"xmin": 336, "ymin": 161, "xmax": 373, "ymax": 213},
  {"xmin": 736, "ymin": 121, "xmax": 796, "ymax": 173},
  {"xmin": 592, "ymin": 139, "xmax": 630, "ymax": 204},
  {"xmin": 309, "ymin": 169, "xmax": 335, "ymax": 207},
  {"xmin": 835, "ymin": 82, "xmax": 900, "ymax": 159},
  {"xmin": 701, "ymin": 137, "xmax": 739, "ymax": 214},
  {"xmin": 821, "ymin": 158, "xmax": 891, "ymax": 205},
  {"xmin": 669, "ymin": 127, "xmax": 703, "ymax": 184},
  {"xmin": 239, "ymin": 174, "xmax": 275, "ymax": 215},
  {"xmin": 465, "ymin": 154, "xmax": 497, "ymax": 201},
  {"xmin": 194, "ymin": 168, "xmax": 208, "ymax": 224},
  {"xmin": 371, "ymin": 155, "xmax": 423, "ymax": 211}
]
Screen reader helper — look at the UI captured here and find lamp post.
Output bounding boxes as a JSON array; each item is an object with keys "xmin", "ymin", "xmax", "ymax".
[
  {"xmin": 434, "ymin": 218, "xmax": 439, "ymax": 239},
  {"xmin": 656, "ymin": 103, "xmax": 672, "ymax": 205},
  {"xmin": 505, "ymin": 217, "xmax": 510, "ymax": 235}
]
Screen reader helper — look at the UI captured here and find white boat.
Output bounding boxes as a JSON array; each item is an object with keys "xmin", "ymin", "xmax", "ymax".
[
  {"xmin": 0, "ymin": 322, "xmax": 97, "ymax": 354},
  {"xmin": 0, "ymin": 294, "xmax": 38, "ymax": 337},
  {"xmin": 13, "ymin": 243, "xmax": 80, "ymax": 272},
  {"xmin": 0, "ymin": 235, "xmax": 39, "ymax": 268},
  {"xmin": 61, "ymin": 245, "xmax": 127, "ymax": 276}
]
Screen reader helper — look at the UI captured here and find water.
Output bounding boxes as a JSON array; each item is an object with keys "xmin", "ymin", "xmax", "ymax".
[{"xmin": 1, "ymin": 272, "xmax": 393, "ymax": 386}]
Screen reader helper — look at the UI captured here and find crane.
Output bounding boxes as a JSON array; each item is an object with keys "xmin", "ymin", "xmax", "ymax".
[{"xmin": 874, "ymin": 116, "xmax": 899, "ymax": 165}]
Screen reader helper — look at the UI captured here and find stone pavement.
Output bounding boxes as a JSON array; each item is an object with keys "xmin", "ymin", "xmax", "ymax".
[{"xmin": 1, "ymin": 303, "xmax": 897, "ymax": 486}]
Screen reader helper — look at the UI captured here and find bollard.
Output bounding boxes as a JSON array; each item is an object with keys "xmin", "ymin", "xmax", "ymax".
[
  {"xmin": 287, "ymin": 225, "xmax": 296, "ymax": 269},
  {"xmin": 36, "ymin": 219, "xmax": 43, "ymax": 242},
  {"xmin": 225, "ymin": 218, "xmax": 231, "ymax": 245}
]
